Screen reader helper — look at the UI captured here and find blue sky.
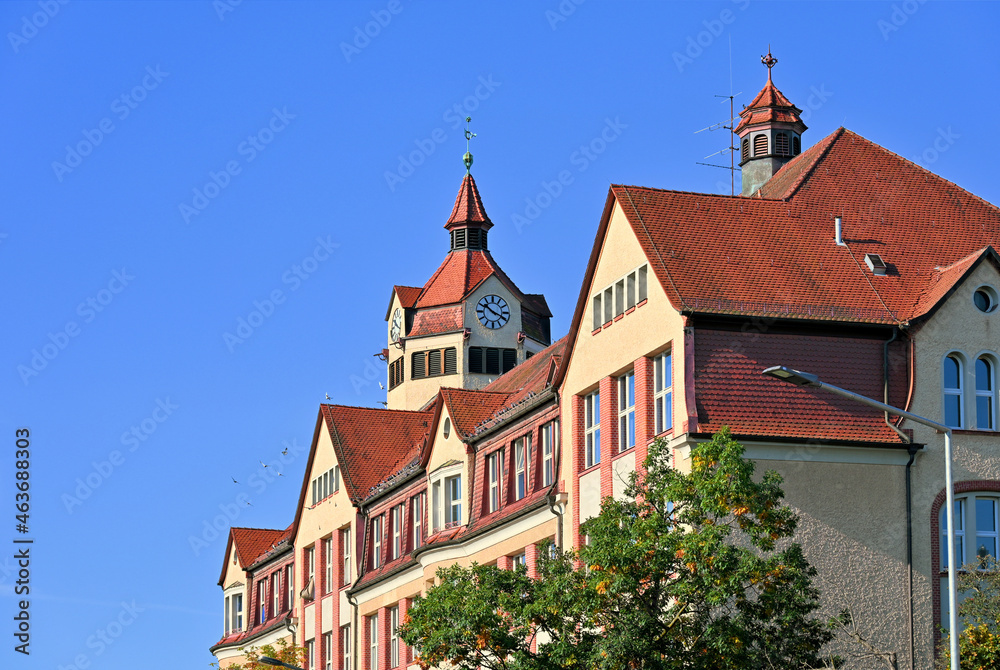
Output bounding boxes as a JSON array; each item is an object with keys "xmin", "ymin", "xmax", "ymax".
[{"xmin": 2, "ymin": 1, "xmax": 998, "ymax": 667}]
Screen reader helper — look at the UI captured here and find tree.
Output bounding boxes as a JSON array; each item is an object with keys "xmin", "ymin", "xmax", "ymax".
[
  {"xmin": 400, "ymin": 429, "xmax": 834, "ymax": 669},
  {"xmin": 211, "ymin": 638, "xmax": 307, "ymax": 670},
  {"xmin": 936, "ymin": 555, "xmax": 1000, "ymax": 670}
]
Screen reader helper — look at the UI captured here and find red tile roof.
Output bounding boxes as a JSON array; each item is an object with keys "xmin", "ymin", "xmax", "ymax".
[
  {"xmin": 696, "ymin": 329, "xmax": 903, "ymax": 443},
  {"xmin": 408, "ymin": 305, "xmax": 464, "ymax": 338},
  {"xmin": 485, "ymin": 336, "xmax": 566, "ymax": 401},
  {"xmin": 612, "ymin": 128, "xmax": 1000, "ymax": 325},
  {"xmin": 735, "ymin": 78, "xmax": 804, "ymax": 135},
  {"xmin": 393, "ymin": 285, "xmax": 421, "ymax": 309},
  {"xmin": 320, "ymin": 404, "xmax": 433, "ymax": 503},
  {"xmin": 445, "ymin": 174, "xmax": 493, "ymax": 230},
  {"xmin": 440, "ymin": 388, "xmax": 513, "ymax": 440},
  {"xmin": 232, "ymin": 527, "xmax": 289, "ymax": 567},
  {"xmin": 415, "ymin": 249, "xmax": 528, "ymax": 309}
]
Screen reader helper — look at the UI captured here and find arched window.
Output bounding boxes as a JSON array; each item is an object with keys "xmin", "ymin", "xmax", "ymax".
[
  {"xmin": 775, "ymin": 133, "xmax": 789, "ymax": 156},
  {"xmin": 943, "ymin": 354, "xmax": 964, "ymax": 429},
  {"xmin": 741, "ymin": 137, "xmax": 750, "ymax": 162},
  {"xmin": 976, "ymin": 357, "xmax": 996, "ymax": 430},
  {"xmin": 753, "ymin": 134, "xmax": 768, "ymax": 157}
]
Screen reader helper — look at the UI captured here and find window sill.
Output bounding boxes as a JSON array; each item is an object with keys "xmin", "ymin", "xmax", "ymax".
[
  {"xmin": 592, "ymin": 327, "xmax": 602, "ymax": 335},
  {"xmin": 580, "ymin": 461, "xmax": 601, "ymax": 476},
  {"xmin": 637, "ymin": 299, "xmax": 648, "ymax": 308},
  {"xmin": 625, "ymin": 306, "xmax": 636, "ymax": 315},
  {"xmin": 613, "ymin": 314, "xmax": 624, "ymax": 322},
  {"xmin": 952, "ymin": 428, "xmax": 1000, "ymax": 435}
]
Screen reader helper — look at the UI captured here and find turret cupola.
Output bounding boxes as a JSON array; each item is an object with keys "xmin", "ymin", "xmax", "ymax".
[
  {"xmin": 445, "ymin": 118, "xmax": 492, "ymax": 252},
  {"xmin": 736, "ymin": 48, "xmax": 806, "ymax": 196}
]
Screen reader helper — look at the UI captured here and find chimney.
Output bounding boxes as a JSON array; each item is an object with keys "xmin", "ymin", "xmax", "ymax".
[{"xmin": 835, "ymin": 216, "xmax": 846, "ymax": 246}]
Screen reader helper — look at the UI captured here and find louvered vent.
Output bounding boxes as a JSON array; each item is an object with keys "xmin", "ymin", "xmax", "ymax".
[
  {"xmin": 411, "ymin": 351, "xmax": 426, "ymax": 379},
  {"xmin": 775, "ymin": 133, "xmax": 789, "ymax": 156},
  {"xmin": 485, "ymin": 348, "xmax": 500, "ymax": 375},
  {"xmin": 428, "ymin": 349, "xmax": 442, "ymax": 376},
  {"xmin": 753, "ymin": 134, "xmax": 768, "ymax": 157},
  {"xmin": 793, "ymin": 136, "xmax": 801, "ymax": 155},
  {"xmin": 453, "ymin": 229, "xmax": 467, "ymax": 250},
  {"xmin": 741, "ymin": 137, "xmax": 750, "ymax": 162},
  {"xmin": 469, "ymin": 347, "xmax": 483, "ymax": 373},
  {"xmin": 502, "ymin": 349, "xmax": 516, "ymax": 373},
  {"xmin": 468, "ymin": 228, "xmax": 481, "ymax": 249},
  {"xmin": 444, "ymin": 348, "xmax": 457, "ymax": 375}
]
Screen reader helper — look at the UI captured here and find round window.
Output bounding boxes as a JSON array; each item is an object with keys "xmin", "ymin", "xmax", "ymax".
[
  {"xmin": 974, "ymin": 286, "xmax": 998, "ymax": 314},
  {"xmin": 443, "ymin": 417, "xmax": 451, "ymax": 439}
]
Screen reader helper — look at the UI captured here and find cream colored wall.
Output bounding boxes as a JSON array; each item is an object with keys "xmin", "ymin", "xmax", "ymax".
[
  {"xmin": 295, "ymin": 422, "xmax": 356, "ymax": 642},
  {"xmin": 220, "ymin": 544, "xmax": 244, "ymax": 589},
  {"xmin": 390, "ymin": 330, "xmax": 464, "ymax": 411},
  {"xmin": 425, "ymin": 406, "xmax": 470, "ymax": 527},
  {"xmin": 559, "ymin": 199, "xmax": 687, "ymax": 530},
  {"xmin": 905, "ymin": 260, "xmax": 1000, "ymax": 662},
  {"xmin": 386, "ymin": 292, "xmax": 406, "ymax": 410}
]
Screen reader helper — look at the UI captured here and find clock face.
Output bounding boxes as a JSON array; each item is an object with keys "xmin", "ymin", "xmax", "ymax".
[
  {"xmin": 390, "ymin": 308, "xmax": 402, "ymax": 342},
  {"xmin": 476, "ymin": 295, "xmax": 510, "ymax": 329}
]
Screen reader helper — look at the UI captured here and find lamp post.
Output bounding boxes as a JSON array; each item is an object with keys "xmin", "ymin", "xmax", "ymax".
[
  {"xmin": 761, "ymin": 365, "xmax": 959, "ymax": 670},
  {"xmin": 259, "ymin": 656, "xmax": 305, "ymax": 670}
]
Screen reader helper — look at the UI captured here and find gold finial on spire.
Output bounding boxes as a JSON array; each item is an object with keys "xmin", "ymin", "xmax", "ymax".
[
  {"xmin": 761, "ymin": 45, "xmax": 777, "ymax": 82},
  {"xmin": 463, "ymin": 116, "xmax": 476, "ymax": 173}
]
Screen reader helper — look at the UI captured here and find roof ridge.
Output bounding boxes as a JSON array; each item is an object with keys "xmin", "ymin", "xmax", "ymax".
[
  {"xmin": 760, "ymin": 127, "xmax": 844, "ymax": 200},
  {"xmin": 321, "ymin": 402, "xmax": 432, "ymax": 415}
]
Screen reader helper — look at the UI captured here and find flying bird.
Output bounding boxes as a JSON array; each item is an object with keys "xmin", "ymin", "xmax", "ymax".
[
  {"xmin": 379, "ymin": 382, "xmax": 385, "ymax": 389},
  {"xmin": 277, "ymin": 471, "xmax": 285, "ymax": 477},
  {"xmin": 231, "ymin": 477, "xmax": 239, "ymax": 484},
  {"xmin": 259, "ymin": 460, "xmax": 268, "ymax": 468},
  {"xmin": 281, "ymin": 447, "xmax": 288, "ymax": 455},
  {"xmin": 246, "ymin": 501, "xmax": 253, "ymax": 506},
  {"xmin": 325, "ymin": 393, "xmax": 331, "ymax": 400}
]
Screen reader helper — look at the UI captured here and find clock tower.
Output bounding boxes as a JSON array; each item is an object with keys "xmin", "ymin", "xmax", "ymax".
[{"xmin": 384, "ymin": 157, "xmax": 551, "ymax": 411}]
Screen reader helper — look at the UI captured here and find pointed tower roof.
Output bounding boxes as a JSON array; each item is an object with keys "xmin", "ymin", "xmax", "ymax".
[
  {"xmin": 735, "ymin": 49, "xmax": 806, "ymax": 135},
  {"xmin": 444, "ymin": 174, "xmax": 493, "ymax": 231}
]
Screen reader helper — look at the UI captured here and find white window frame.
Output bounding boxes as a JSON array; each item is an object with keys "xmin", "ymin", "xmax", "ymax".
[
  {"xmin": 430, "ymin": 463, "xmax": 464, "ymax": 532},
  {"xmin": 333, "ymin": 465, "xmax": 340, "ymax": 493},
  {"xmin": 512, "ymin": 552, "xmax": 527, "ymax": 569},
  {"xmin": 342, "ymin": 625, "xmax": 351, "ymax": 670},
  {"xmin": 307, "ymin": 547, "xmax": 315, "ymax": 585},
  {"xmin": 411, "ymin": 494, "xmax": 423, "ymax": 549},
  {"xmin": 943, "ymin": 353, "xmax": 965, "ymax": 429},
  {"xmin": 487, "ymin": 451, "xmax": 501, "ymax": 512},
  {"xmin": 618, "ymin": 371, "xmax": 636, "ymax": 453},
  {"xmin": 514, "ymin": 437, "xmax": 527, "ymax": 500},
  {"xmin": 372, "ymin": 516, "xmax": 383, "ymax": 569},
  {"xmin": 341, "ymin": 526, "xmax": 351, "ymax": 585},
  {"xmin": 272, "ymin": 572, "xmax": 281, "ymax": 614},
  {"xmin": 370, "ymin": 613, "xmax": 379, "ymax": 670},
  {"xmin": 940, "ymin": 493, "xmax": 1000, "ymax": 628},
  {"xmin": 391, "ymin": 505, "xmax": 402, "ymax": 560},
  {"xmin": 286, "ymin": 564, "xmax": 294, "ymax": 610},
  {"xmin": 390, "ymin": 605, "xmax": 400, "ymax": 667},
  {"xmin": 585, "ymin": 391, "xmax": 600, "ymax": 468},
  {"xmin": 324, "ymin": 537, "xmax": 333, "ymax": 593},
  {"xmin": 654, "ymin": 351, "xmax": 673, "ymax": 435},
  {"xmin": 541, "ymin": 421, "xmax": 556, "ymax": 487},
  {"xmin": 259, "ymin": 580, "xmax": 268, "ymax": 623},
  {"xmin": 307, "ymin": 640, "xmax": 315, "ymax": 670},
  {"xmin": 976, "ymin": 355, "xmax": 997, "ymax": 430},
  {"xmin": 324, "ymin": 631, "xmax": 333, "ymax": 670}
]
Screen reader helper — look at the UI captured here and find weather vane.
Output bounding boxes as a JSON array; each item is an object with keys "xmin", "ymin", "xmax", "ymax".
[
  {"xmin": 761, "ymin": 45, "xmax": 777, "ymax": 81},
  {"xmin": 463, "ymin": 116, "xmax": 476, "ymax": 173}
]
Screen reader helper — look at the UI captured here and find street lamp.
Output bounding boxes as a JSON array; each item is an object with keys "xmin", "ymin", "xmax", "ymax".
[
  {"xmin": 259, "ymin": 656, "xmax": 305, "ymax": 670},
  {"xmin": 761, "ymin": 365, "xmax": 960, "ymax": 670}
]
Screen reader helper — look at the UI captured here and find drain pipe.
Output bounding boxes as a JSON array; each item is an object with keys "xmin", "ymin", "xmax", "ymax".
[{"xmin": 885, "ymin": 326, "xmax": 916, "ymax": 670}]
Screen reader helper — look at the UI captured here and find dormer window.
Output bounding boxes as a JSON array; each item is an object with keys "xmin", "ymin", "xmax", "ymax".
[{"xmin": 430, "ymin": 461, "xmax": 464, "ymax": 532}]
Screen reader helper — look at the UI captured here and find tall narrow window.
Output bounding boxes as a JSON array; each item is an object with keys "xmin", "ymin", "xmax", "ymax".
[
  {"xmin": 976, "ymin": 498, "xmax": 998, "ymax": 563},
  {"xmin": 372, "ymin": 516, "xmax": 383, "ymax": 569},
  {"xmin": 541, "ymin": 421, "xmax": 556, "ymax": 487},
  {"xmin": 593, "ymin": 295, "xmax": 602, "ymax": 330},
  {"xmin": 307, "ymin": 548, "xmax": 315, "ymax": 587},
  {"xmin": 307, "ymin": 640, "xmax": 315, "ymax": 670},
  {"xmin": 486, "ymin": 348, "xmax": 500, "ymax": 375},
  {"xmin": 411, "ymin": 494, "xmax": 423, "ymax": 549},
  {"xmin": 390, "ymin": 606, "xmax": 400, "ymax": 667},
  {"xmin": 741, "ymin": 137, "xmax": 750, "ymax": 162},
  {"xmin": 391, "ymin": 505, "xmax": 402, "ymax": 560},
  {"xmin": 654, "ymin": 351, "xmax": 673, "ymax": 434},
  {"xmin": 604, "ymin": 287, "xmax": 613, "ymax": 323},
  {"xmin": 487, "ymin": 451, "xmax": 501, "ymax": 513},
  {"xmin": 514, "ymin": 438, "xmax": 527, "ymax": 500},
  {"xmin": 626, "ymin": 271, "xmax": 636, "ymax": 310},
  {"xmin": 976, "ymin": 357, "xmax": 996, "ymax": 430},
  {"xmin": 618, "ymin": 371, "xmax": 636, "ymax": 452},
  {"xmin": 502, "ymin": 349, "xmax": 517, "ymax": 373},
  {"xmin": 324, "ymin": 632, "xmax": 333, "ymax": 670},
  {"xmin": 259, "ymin": 581, "xmax": 268, "ymax": 623},
  {"xmin": 775, "ymin": 132, "xmax": 789, "ymax": 155},
  {"xmin": 286, "ymin": 565, "xmax": 294, "ymax": 610},
  {"xmin": 341, "ymin": 527, "xmax": 351, "ymax": 585},
  {"xmin": 230, "ymin": 593, "xmax": 243, "ymax": 632},
  {"xmin": 615, "ymin": 279, "xmax": 625, "ymax": 317},
  {"xmin": 446, "ymin": 475, "xmax": 462, "ymax": 527},
  {"xmin": 944, "ymin": 354, "xmax": 964, "ymax": 429},
  {"xmin": 638, "ymin": 265, "xmax": 648, "ymax": 303},
  {"xmin": 273, "ymin": 572, "xmax": 281, "ymax": 615},
  {"xmin": 941, "ymin": 499, "xmax": 966, "ymax": 569},
  {"xmin": 793, "ymin": 136, "xmax": 801, "ymax": 154},
  {"xmin": 585, "ymin": 391, "xmax": 601, "ymax": 468},
  {"xmin": 432, "ymin": 481, "xmax": 441, "ymax": 531},
  {"xmin": 324, "ymin": 538, "xmax": 333, "ymax": 593},
  {"xmin": 369, "ymin": 613, "xmax": 379, "ymax": 670},
  {"xmin": 341, "ymin": 625, "xmax": 351, "ymax": 670},
  {"xmin": 334, "ymin": 465, "xmax": 340, "ymax": 493}
]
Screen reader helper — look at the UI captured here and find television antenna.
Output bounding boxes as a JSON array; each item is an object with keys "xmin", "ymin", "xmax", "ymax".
[{"xmin": 694, "ymin": 37, "xmax": 741, "ymax": 196}]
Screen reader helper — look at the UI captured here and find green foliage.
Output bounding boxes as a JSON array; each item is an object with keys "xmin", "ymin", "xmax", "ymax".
[
  {"xmin": 937, "ymin": 556, "xmax": 1000, "ymax": 670},
  {"xmin": 212, "ymin": 638, "xmax": 307, "ymax": 670},
  {"xmin": 401, "ymin": 429, "xmax": 834, "ymax": 669}
]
